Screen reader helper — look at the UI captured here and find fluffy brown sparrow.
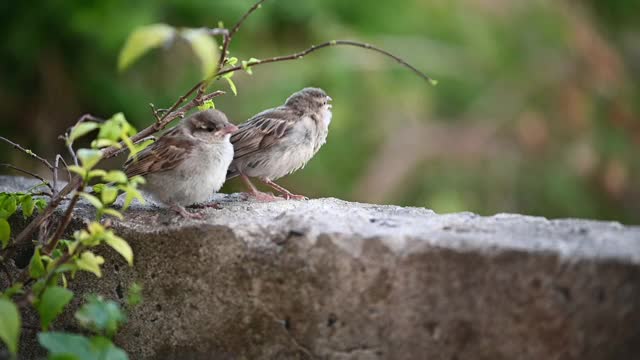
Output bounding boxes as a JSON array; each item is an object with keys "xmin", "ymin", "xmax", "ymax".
[
  {"xmin": 227, "ymin": 87, "xmax": 332, "ymax": 201},
  {"xmin": 124, "ymin": 109, "xmax": 237, "ymax": 218}
]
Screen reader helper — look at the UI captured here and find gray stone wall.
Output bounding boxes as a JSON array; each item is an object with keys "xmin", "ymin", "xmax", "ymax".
[{"xmin": 2, "ymin": 176, "xmax": 639, "ymax": 359}]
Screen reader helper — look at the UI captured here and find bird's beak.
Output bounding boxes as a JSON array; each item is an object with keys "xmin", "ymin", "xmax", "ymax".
[{"xmin": 216, "ymin": 124, "xmax": 238, "ymax": 136}]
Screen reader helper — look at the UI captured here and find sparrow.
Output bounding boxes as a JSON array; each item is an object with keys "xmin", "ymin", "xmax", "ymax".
[
  {"xmin": 124, "ymin": 109, "xmax": 238, "ymax": 218},
  {"xmin": 227, "ymin": 87, "xmax": 333, "ymax": 201}
]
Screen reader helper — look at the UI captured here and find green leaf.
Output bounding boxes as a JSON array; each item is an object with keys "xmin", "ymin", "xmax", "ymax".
[
  {"xmin": 0, "ymin": 298, "xmax": 21, "ymax": 355},
  {"xmin": 0, "ymin": 195, "xmax": 17, "ymax": 219},
  {"xmin": 102, "ymin": 209, "xmax": 123, "ymax": 220},
  {"xmin": 38, "ymin": 332, "xmax": 94, "ymax": 360},
  {"xmin": 89, "ymin": 336, "xmax": 128, "ymax": 360},
  {"xmin": 1, "ymin": 283, "xmax": 24, "ymax": 299},
  {"xmin": 104, "ymin": 234, "xmax": 133, "ymax": 266},
  {"xmin": 181, "ymin": 28, "xmax": 219, "ymax": 78},
  {"xmin": 77, "ymin": 149, "xmax": 103, "ymax": 170},
  {"xmin": 103, "ymin": 170, "xmax": 128, "ymax": 184},
  {"xmin": 88, "ymin": 169, "xmax": 107, "ymax": 179},
  {"xmin": 0, "ymin": 219, "xmax": 10, "ymax": 249},
  {"xmin": 79, "ymin": 193, "xmax": 103, "ymax": 210},
  {"xmin": 76, "ymin": 252, "xmax": 104, "ymax": 277},
  {"xmin": 37, "ymin": 286, "xmax": 74, "ymax": 330},
  {"xmin": 118, "ymin": 23, "xmax": 175, "ymax": 71},
  {"xmin": 91, "ymin": 138, "xmax": 121, "ymax": 149},
  {"xmin": 126, "ymin": 283, "xmax": 142, "ymax": 307},
  {"xmin": 100, "ymin": 186, "xmax": 118, "ymax": 205},
  {"xmin": 224, "ymin": 77, "xmax": 237, "ymax": 96},
  {"xmin": 227, "ymin": 56, "xmax": 238, "ymax": 66},
  {"xmin": 21, "ymin": 194, "xmax": 35, "ymax": 218},
  {"xmin": 122, "ymin": 186, "xmax": 144, "ymax": 210},
  {"xmin": 68, "ymin": 122, "xmax": 99, "ymax": 145},
  {"xmin": 197, "ymin": 99, "xmax": 215, "ymax": 111},
  {"xmin": 67, "ymin": 166, "xmax": 87, "ymax": 178},
  {"xmin": 75, "ymin": 296, "xmax": 126, "ymax": 337},
  {"xmin": 29, "ymin": 246, "xmax": 46, "ymax": 279},
  {"xmin": 35, "ymin": 198, "xmax": 48, "ymax": 212}
]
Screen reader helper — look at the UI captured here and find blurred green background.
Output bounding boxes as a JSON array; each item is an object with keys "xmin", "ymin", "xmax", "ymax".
[{"xmin": 1, "ymin": 0, "xmax": 638, "ymax": 223}]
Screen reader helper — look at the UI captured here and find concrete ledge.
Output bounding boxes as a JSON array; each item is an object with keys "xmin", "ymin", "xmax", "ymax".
[{"xmin": 2, "ymin": 176, "xmax": 640, "ymax": 359}]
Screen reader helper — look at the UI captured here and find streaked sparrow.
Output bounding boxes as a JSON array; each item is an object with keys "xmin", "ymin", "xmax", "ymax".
[
  {"xmin": 227, "ymin": 87, "xmax": 333, "ymax": 201},
  {"xmin": 124, "ymin": 109, "xmax": 237, "ymax": 218}
]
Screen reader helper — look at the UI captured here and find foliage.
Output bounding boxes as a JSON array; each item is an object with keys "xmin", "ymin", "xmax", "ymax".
[{"xmin": 0, "ymin": 114, "xmax": 143, "ymax": 358}]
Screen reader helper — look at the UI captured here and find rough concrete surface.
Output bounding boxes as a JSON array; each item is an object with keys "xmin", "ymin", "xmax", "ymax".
[{"xmin": 2, "ymin": 176, "xmax": 640, "ymax": 360}]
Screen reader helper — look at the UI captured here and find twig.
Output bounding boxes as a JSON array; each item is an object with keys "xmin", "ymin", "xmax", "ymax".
[
  {"xmin": 0, "ymin": 259, "xmax": 13, "ymax": 284},
  {"xmin": 61, "ymin": 114, "xmax": 104, "ymax": 166},
  {"xmin": 0, "ymin": 136, "xmax": 54, "ymax": 170},
  {"xmin": 0, "ymin": 163, "xmax": 54, "ymax": 194},
  {"xmin": 149, "ymin": 103, "xmax": 161, "ymax": 122},
  {"xmin": 55, "ymin": 154, "xmax": 71, "ymax": 184},
  {"xmin": 206, "ymin": 0, "xmax": 268, "ymax": 93},
  {"xmin": 217, "ymin": 40, "xmax": 435, "ymax": 83},
  {"xmin": 203, "ymin": 27, "xmax": 229, "ymax": 37},
  {"xmin": 43, "ymin": 184, "xmax": 83, "ymax": 255}
]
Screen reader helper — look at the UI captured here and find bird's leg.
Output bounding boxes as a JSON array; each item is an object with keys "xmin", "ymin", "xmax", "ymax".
[
  {"xmin": 240, "ymin": 174, "xmax": 279, "ymax": 202},
  {"xmin": 259, "ymin": 178, "xmax": 308, "ymax": 200},
  {"xmin": 170, "ymin": 203, "xmax": 204, "ymax": 219},
  {"xmin": 188, "ymin": 202, "xmax": 221, "ymax": 209}
]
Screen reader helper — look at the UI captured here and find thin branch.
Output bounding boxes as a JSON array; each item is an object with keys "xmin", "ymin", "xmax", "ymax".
[
  {"xmin": 43, "ymin": 184, "xmax": 83, "ymax": 255},
  {"xmin": 55, "ymin": 154, "xmax": 71, "ymax": 184},
  {"xmin": 217, "ymin": 40, "xmax": 436, "ymax": 83},
  {"xmin": 203, "ymin": 27, "xmax": 229, "ymax": 37},
  {"xmin": 207, "ymin": 0, "xmax": 268, "ymax": 93},
  {"xmin": 149, "ymin": 103, "xmax": 162, "ymax": 122},
  {"xmin": 0, "ymin": 136, "xmax": 54, "ymax": 170},
  {"xmin": 0, "ymin": 259, "xmax": 13, "ymax": 284},
  {"xmin": 0, "ymin": 163, "xmax": 54, "ymax": 194}
]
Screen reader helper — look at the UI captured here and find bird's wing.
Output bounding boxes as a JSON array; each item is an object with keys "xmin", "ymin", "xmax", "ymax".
[
  {"xmin": 124, "ymin": 133, "xmax": 196, "ymax": 178},
  {"xmin": 230, "ymin": 107, "xmax": 300, "ymax": 160}
]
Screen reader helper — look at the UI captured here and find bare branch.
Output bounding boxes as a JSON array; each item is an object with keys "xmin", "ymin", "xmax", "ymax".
[
  {"xmin": 0, "ymin": 259, "xmax": 13, "ymax": 284},
  {"xmin": 207, "ymin": 0, "xmax": 269, "ymax": 93},
  {"xmin": 217, "ymin": 39, "xmax": 436, "ymax": 84},
  {"xmin": 0, "ymin": 163, "xmax": 54, "ymax": 194},
  {"xmin": 43, "ymin": 184, "xmax": 84, "ymax": 255},
  {"xmin": 149, "ymin": 103, "xmax": 162, "ymax": 122},
  {"xmin": 55, "ymin": 154, "xmax": 71, "ymax": 184},
  {"xmin": 0, "ymin": 136, "xmax": 54, "ymax": 170},
  {"xmin": 61, "ymin": 114, "xmax": 103, "ymax": 166}
]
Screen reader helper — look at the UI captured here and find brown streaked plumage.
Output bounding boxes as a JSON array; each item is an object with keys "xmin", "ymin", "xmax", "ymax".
[
  {"xmin": 227, "ymin": 87, "xmax": 333, "ymax": 201},
  {"xmin": 124, "ymin": 109, "xmax": 237, "ymax": 218}
]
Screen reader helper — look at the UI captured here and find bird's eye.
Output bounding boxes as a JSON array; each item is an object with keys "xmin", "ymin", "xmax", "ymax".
[{"xmin": 206, "ymin": 127, "xmax": 215, "ymax": 132}]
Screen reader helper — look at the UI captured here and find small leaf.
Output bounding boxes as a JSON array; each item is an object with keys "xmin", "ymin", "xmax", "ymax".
[
  {"xmin": 0, "ymin": 219, "xmax": 10, "ymax": 249},
  {"xmin": 227, "ymin": 56, "xmax": 238, "ymax": 66},
  {"xmin": 79, "ymin": 193, "xmax": 103, "ymax": 210},
  {"xmin": 35, "ymin": 198, "xmax": 48, "ymax": 212},
  {"xmin": 104, "ymin": 234, "xmax": 133, "ymax": 266},
  {"xmin": 0, "ymin": 283, "xmax": 23, "ymax": 299},
  {"xmin": 91, "ymin": 138, "xmax": 121, "ymax": 149},
  {"xmin": 38, "ymin": 332, "xmax": 94, "ymax": 359},
  {"xmin": 225, "ymin": 77, "xmax": 237, "ymax": 96},
  {"xmin": 122, "ymin": 186, "xmax": 144, "ymax": 210},
  {"xmin": 102, "ymin": 209, "xmax": 123, "ymax": 220},
  {"xmin": 75, "ymin": 296, "xmax": 126, "ymax": 337},
  {"xmin": 0, "ymin": 298, "xmax": 21, "ymax": 355},
  {"xmin": 429, "ymin": 78, "xmax": 439, "ymax": 86},
  {"xmin": 21, "ymin": 194, "xmax": 35, "ymax": 218},
  {"xmin": 88, "ymin": 169, "xmax": 107, "ymax": 179},
  {"xmin": 181, "ymin": 28, "xmax": 219, "ymax": 78},
  {"xmin": 100, "ymin": 186, "xmax": 118, "ymax": 205},
  {"xmin": 126, "ymin": 283, "xmax": 142, "ymax": 307},
  {"xmin": 68, "ymin": 122, "xmax": 99, "ymax": 145},
  {"xmin": 197, "ymin": 99, "xmax": 215, "ymax": 111},
  {"xmin": 118, "ymin": 23, "xmax": 175, "ymax": 71},
  {"xmin": 67, "ymin": 166, "xmax": 87, "ymax": 178},
  {"xmin": 29, "ymin": 246, "xmax": 46, "ymax": 279},
  {"xmin": 0, "ymin": 196, "xmax": 17, "ymax": 219},
  {"xmin": 103, "ymin": 170, "xmax": 128, "ymax": 184},
  {"xmin": 37, "ymin": 286, "xmax": 74, "ymax": 330},
  {"xmin": 77, "ymin": 149, "xmax": 103, "ymax": 170},
  {"xmin": 76, "ymin": 252, "xmax": 104, "ymax": 277}
]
